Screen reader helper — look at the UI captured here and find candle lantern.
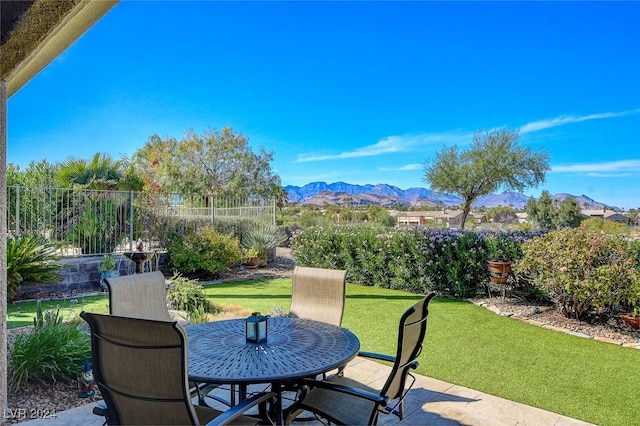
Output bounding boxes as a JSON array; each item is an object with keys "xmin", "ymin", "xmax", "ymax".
[{"xmin": 245, "ymin": 312, "xmax": 268, "ymax": 343}]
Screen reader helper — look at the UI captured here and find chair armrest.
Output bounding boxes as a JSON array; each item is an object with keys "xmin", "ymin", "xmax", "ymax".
[
  {"xmin": 358, "ymin": 351, "xmax": 419, "ymax": 369},
  {"xmin": 205, "ymin": 391, "xmax": 276, "ymax": 426},
  {"xmin": 358, "ymin": 351, "xmax": 395, "ymax": 363},
  {"xmin": 297, "ymin": 378, "xmax": 389, "ymax": 407}
]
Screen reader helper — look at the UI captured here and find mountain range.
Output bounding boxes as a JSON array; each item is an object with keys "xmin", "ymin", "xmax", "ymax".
[{"xmin": 284, "ymin": 182, "xmax": 607, "ymax": 210}]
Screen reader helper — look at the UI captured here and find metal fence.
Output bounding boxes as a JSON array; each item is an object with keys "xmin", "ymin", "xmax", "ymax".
[{"xmin": 7, "ymin": 186, "xmax": 275, "ymax": 256}]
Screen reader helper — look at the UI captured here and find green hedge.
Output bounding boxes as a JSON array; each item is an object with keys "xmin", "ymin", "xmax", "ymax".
[
  {"xmin": 292, "ymin": 224, "xmax": 640, "ymax": 321},
  {"xmin": 290, "ymin": 225, "xmax": 543, "ymax": 298}
]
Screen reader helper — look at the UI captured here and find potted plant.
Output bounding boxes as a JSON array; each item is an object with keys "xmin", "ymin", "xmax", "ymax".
[
  {"xmin": 241, "ymin": 224, "xmax": 288, "ymax": 267},
  {"xmin": 485, "ymin": 234, "xmax": 520, "ymax": 284},
  {"xmin": 619, "ymin": 295, "xmax": 640, "ymax": 328},
  {"xmin": 619, "ymin": 310, "xmax": 640, "ymax": 329},
  {"xmin": 243, "ymin": 248, "xmax": 261, "ymax": 269},
  {"xmin": 98, "ymin": 254, "xmax": 120, "ymax": 278}
]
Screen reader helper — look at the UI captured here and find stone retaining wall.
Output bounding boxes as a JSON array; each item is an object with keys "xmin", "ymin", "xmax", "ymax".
[{"xmin": 14, "ymin": 252, "xmax": 170, "ymax": 300}]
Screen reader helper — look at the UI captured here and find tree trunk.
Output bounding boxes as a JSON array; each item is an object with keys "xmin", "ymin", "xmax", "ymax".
[{"xmin": 460, "ymin": 200, "xmax": 472, "ymax": 229}]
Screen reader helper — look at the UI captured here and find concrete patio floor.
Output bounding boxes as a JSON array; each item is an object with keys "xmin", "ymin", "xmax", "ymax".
[{"xmin": 18, "ymin": 357, "xmax": 593, "ymax": 426}]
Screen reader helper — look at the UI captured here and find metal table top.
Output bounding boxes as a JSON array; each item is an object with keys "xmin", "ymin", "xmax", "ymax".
[{"xmin": 187, "ymin": 317, "xmax": 360, "ymax": 385}]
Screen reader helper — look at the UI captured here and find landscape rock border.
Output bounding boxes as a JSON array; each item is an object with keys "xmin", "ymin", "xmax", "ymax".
[{"xmin": 471, "ymin": 298, "xmax": 640, "ymax": 349}]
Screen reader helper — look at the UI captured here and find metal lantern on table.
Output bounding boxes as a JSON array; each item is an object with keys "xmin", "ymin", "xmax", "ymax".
[{"xmin": 245, "ymin": 312, "xmax": 268, "ymax": 343}]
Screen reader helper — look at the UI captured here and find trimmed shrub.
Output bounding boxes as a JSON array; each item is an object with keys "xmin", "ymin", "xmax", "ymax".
[
  {"xmin": 514, "ymin": 228, "xmax": 640, "ymax": 320},
  {"xmin": 167, "ymin": 225, "xmax": 243, "ymax": 276},
  {"xmin": 579, "ymin": 217, "xmax": 631, "ymax": 235}
]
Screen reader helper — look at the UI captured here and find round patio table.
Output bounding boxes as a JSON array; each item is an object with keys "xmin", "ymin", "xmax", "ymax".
[{"xmin": 186, "ymin": 317, "xmax": 360, "ymax": 424}]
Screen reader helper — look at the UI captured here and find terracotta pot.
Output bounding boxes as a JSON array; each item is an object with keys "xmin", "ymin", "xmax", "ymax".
[
  {"xmin": 487, "ymin": 261, "xmax": 511, "ymax": 284},
  {"xmin": 245, "ymin": 256, "xmax": 260, "ymax": 269},
  {"xmin": 619, "ymin": 313, "xmax": 640, "ymax": 329}
]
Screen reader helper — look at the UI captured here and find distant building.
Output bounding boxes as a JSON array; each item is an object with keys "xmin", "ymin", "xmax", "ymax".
[
  {"xmin": 470, "ymin": 212, "xmax": 487, "ymax": 224},
  {"xmin": 396, "ymin": 210, "xmax": 464, "ymax": 228},
  {"xmin": 515, "ymin": 212, "xmax": 528, "ymax": 224},
  {"xmin": 581, "ymin": 209, "xmax": 629, "ymax": 225}
]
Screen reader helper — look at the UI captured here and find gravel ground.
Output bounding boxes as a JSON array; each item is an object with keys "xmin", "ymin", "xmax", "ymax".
[
  {"xmin": 7, "ymin": 250, "xmax": 639, "ymax": 422},
  {"xmin": 473, "ymin": 294, "xmax": 640, "ymax": 347}
]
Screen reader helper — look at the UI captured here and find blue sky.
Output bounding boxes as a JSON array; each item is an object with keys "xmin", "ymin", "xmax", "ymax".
[{"xmin": 7, "ymin": 1, "xmax": 640, "ymax": 209}]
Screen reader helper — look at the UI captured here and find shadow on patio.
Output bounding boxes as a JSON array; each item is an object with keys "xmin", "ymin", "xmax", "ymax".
[{"xmin": 18, "ymin": 357, "xmax": 592, "ymax": 426}]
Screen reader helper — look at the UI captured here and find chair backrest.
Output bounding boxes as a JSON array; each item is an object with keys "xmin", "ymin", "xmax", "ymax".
[
  {"xmin": 289, "ymin": 266, "xmax": 347, "ymax": 326},
  {"xmin": 380, "ymin": 292, "xmax": 437, "ymax": 402},
  {"xmin": 105, "ymin": 271, "xmax": 171, "ymax": 322},
  {"xmin": 80, "ymin": 312, "xmax": 197, "ymax": 425}
]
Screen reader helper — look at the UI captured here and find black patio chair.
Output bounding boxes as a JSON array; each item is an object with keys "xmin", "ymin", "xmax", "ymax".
[
  {"xmin": 81, "ymin": 312, "xmax": 275, "ymax": 425},
  {"xmin": 286, "ymin": 292, "xmax": 437, "ymax": 425}
]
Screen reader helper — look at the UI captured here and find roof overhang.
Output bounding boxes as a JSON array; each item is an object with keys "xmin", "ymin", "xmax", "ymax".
[{"xmin": 1, "ymin": 0, "xmax": 118, "ymax": 97}]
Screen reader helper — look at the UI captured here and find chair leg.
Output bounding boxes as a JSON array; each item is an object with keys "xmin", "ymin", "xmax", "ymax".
[{"xmin": 93, "ymin": 403, "xmax": 115, "ymax": 425}]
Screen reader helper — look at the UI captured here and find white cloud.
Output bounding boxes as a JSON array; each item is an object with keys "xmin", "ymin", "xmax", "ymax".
[
  {"xmin": 379, "ymin": 163, "xmax": 423, "ymax": 172},
  {"xmin": 585, "ymin": 172, "xmax": 637, "ymax": 178},
  {"xmin": 294, "ymin": 108, "xmax": 640, "ymax": 164},
  {"xmin": 398, "ymin": 163, "xmax": 423, "ymax": 171},
  {"xmin": 552, "ymin": 159, "xmax": 640, "ymax": 175},
  {"xmin": 519, "ymin": 109, "xmax": 640, "ymax": 134},
  {"xmin": 295, "ymin": 132, "xmax": 469, "ymax": 163}
]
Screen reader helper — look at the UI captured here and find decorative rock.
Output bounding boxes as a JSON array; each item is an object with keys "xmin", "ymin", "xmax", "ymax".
[
  {"xmin": 567, "ymin": 331, "xmax": 591, "ymax": 339},
  {"xmin": 594, "ymin": 336, "xmax": 623, "ymax": 345},
  {"xmin": 487, "ymin": 306, "xmax": 502, "ymax": 315}
]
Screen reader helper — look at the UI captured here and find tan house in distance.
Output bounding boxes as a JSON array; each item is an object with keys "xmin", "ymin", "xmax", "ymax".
[
  {"xmin": 396, "ymin": 210, "xmax": 465, "ymax": 228},
  {"xmin": 515, "ymin": 212, "xmax": 528, "ymax": 224},
  {"xmin": 581, "ymin": 209, "xmax": 629, "ymax": 225}
]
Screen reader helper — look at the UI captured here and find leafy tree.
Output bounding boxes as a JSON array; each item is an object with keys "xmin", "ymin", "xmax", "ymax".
[
  {"xmin": 7, "ymin": 161, "xmax": 60, "ymax": 237},
  {"xmin": 373, "ymin": 208, "xmax": 397, "ymax": 227},
  {"xmin": 526, "ymin": 192, "xmax": 584, "ymax": 230},
  {"xmin": 487, "ymin": 206, "xmax": 518, "ymax": 224},
  {"xmin": 556, "ymin": 197, "xmax": 584, "ymax": 228},
  {"xmin": 132, "ymin": 127, "xmax": 281, "ymax": 198},
  {"xmin": 525, "ymin": 190, "xmax": 556, "ymax": 229},
  {"xmin": 7, "ymin": 163, "xmax": 21, "ymax": 186},
  {"xmin": 423, "ymin": 129, "xmax": 549, "ymax": 229},
  {"xmin": 7, "ymin": 160, "xmax": 58, "ymax": 187},
  {"xmin": 131, "ymin": 134, "xmax": 178, "ymax": 193}
]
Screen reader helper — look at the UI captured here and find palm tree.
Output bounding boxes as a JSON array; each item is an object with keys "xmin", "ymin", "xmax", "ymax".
[
  {"xmin": 55, "ymin": 153, "xmax": 139, "ymax": 254},
  {"xmin": 56, "ymin": 153, "xmax": 125, "ymax": 190},
  {"xmin": 271, "ymin": 184, "xmax": 288, "ymax": 213}
]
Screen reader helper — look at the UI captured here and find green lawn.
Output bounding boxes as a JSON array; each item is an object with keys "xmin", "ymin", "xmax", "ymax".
[
  {"xmin": 8, "ymin": 294, "xmax": 110, "ymax": 329},
  {"xmin": 8, "ymin": 279, "xmax": 639, "ymax": 425}
]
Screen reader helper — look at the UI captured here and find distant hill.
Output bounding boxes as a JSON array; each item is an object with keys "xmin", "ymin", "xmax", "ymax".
[
  {"xmin": 551, "ymin": 193, "xmax": 601, "ymax": 209},
  {"xmin": 284, "ymin": 182, "xmax": 609, "ymax": 210}
]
